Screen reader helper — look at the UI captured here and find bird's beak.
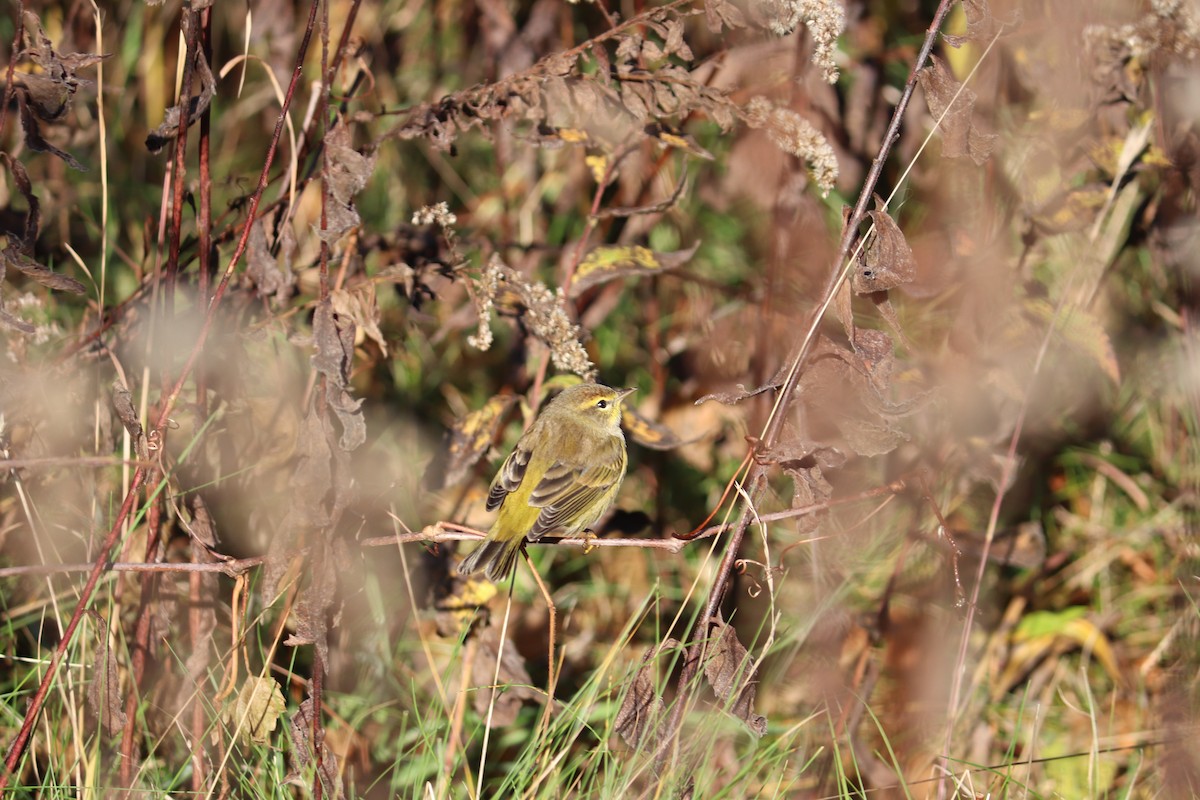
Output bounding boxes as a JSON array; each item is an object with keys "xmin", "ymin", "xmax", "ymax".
[{"xmin": 616, "ymin": 387, "xmax": 637, "ymax": 403}]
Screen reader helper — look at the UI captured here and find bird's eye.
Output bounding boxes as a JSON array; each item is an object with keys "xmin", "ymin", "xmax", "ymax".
[{"xmin": 596, "ymin": 399, "xmax": 608, "ymax": 409}]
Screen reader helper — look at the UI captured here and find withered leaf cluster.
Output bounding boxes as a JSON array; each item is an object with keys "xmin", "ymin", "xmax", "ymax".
[
  {"xmin": 389, "ymin": 12, "xmax": 735, "ymax": 155},
  {"xmin": 145, "ymin": 11, "xmax": 215, "ymax": 153},
  {"xmin": 10, "ymin": 12, "xmax": 107, "ymax": 170},
  {"xmin": 0, "ymin": 153, "xmax": 86, "ymax": 333}
]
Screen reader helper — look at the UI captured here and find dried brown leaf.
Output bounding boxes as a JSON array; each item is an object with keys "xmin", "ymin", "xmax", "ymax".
[
  {"xmin": 704, "ymin": 616, "xmax": 767, "ymax": 736},
  {"xmin": 614, "ymin": 638, "xmax": 682, "ymax": 751},
  {"xmin": 0, "ymin": 154, "xmax": 39, "ymax": 248},
  {"xmin": 1, "ymin": 246, "xmax": 86, "ymax": 294},
  {"xmin": 286, "ymin": 695, "xmax": 344, "ymax": 799},
  {"xmin": 12, "ymin": 12, "xmax": 107, "ymax": 169},
  {"xmin": 111, "ymin": 380, "xmax": 146, "ymax": 459},
  {"xmin": 331, "ymin": 286, "xmax": 385, "ymax": 356},
  {"xmin": 696, "ymin": 361, "xmax": 790, "ymax": 406},
  {"xmin": 245, "ymin": 218, "xmax": 297, "ymax": 307},
  {"xmin": 262, "ymin": 410, "xmax": 339, "ymax": 603},
  {"xmin": 917, "ymin": 55, "xmax": 996, "ymax": 165},
  {"xmin": 705, "ymin": 0, "xmax": 746, "ymax": 33},
  {"xmin": 16, "ymin": 92, "xmax": 85, "ymax": 170},
  {"xmin": 321, "ymin": 123, "xmax": 377, "ymax": 244},
  {"xmin": 86, "ymin": 616, "xmax": 127, "ymax": 735},
  {"xmin": 854, "ymin": 207, "xmax": 916, "ymax": 294},
  {"xmin": 284, "ymin": 539, "xmax": 348, "ymax": 672},
  {"xmin": 183, "ymin": 494, "xmax": 222, "ymax": 552},
  {"xmin": 311, "ymin": 300, "xmax": 367, "ymax": 451},
  {"xmin": 145, "ymin": 36, "xmax": 214, "ymax": 153}
]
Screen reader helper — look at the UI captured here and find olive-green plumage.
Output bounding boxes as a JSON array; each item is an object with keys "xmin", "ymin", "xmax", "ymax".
[{"xmin": 458, "ymin": 383, "xmax": 634, "ymax": 582}]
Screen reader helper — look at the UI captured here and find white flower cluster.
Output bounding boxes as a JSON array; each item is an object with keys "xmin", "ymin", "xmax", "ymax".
[
  {"xmin": 466, "ymin": 255, "xmax": 596, "ymax": 379},
  {"xmin": 411, "ymin": 202, "xmax": 458, "ymax": 227},
  {"xmin": 756, "ymin": 0, "xmax": 846, "ymax": 83},
  {"xmin": 745, "ymin": 96, "xmax": 839, "ymax": 196}
]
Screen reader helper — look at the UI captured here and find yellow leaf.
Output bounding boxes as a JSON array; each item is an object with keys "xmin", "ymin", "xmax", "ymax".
[
  {"xmin": 557, "ymin": 128, "xmax": 590, "ymax": 143},
  {"xmin": 585, "ymin": 154, "xmax": 608, "ymax": 184},
  {"xmin": 621, "ymin": 405, "xmax": 687, "ymax": 451},
  {"xmin": 570, "ymin": 242, "xmax": 699, "ymax": 297},
  {"xmin": 227, "ymin": 676, "xmax": 286, "ymax": 745}
]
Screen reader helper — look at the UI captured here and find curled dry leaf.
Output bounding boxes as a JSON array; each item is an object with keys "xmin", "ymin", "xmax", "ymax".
[
  {"xmin": 854, "ymin": 207, "xmax": 916, "ymax": 295},
  {"xmin": 1, "ymin": 247, "xmax": 87, "ymax": 295},
  {"xmin": 86, "ymin": 615, "xmax": 127, "ymax": 736},
  {"xmin": 321, "ymin": 122, "xmax": 377, "ymax": 244},
  {"xmin": 917, "ymin": 55, "xmax": 997, "ymax": 166},
  {"xmin": 245, "ymin": 218, "xmax": 297, "ymax": 308},
  {"xmin": 311, "ymin": 300, "xmax": 367, "ymax": 451},
  {"xmin": 1, "ymin": 154, "xmax": 39, "ymax": 248},
  {"xmin": 696, "ymin": 361, "xmax": 790, "ymax": 406},
  {"xmin": 284, "ymin": 539, "xmax": 348, "ymax": 673},
  {"xmin": 569, "ymin": 242, "xmax": 700, "ymax": 298},
  {"xmin": 438, "ymin": 393, "xmax": 516, "ymax": 489},
  {"xmin": 262, "ymin": 410, "xmax": 342, "ymax": 603},
  {"xmin": 111, "ymin": 380, "xmax": 147, "ymax": 459},
  {"xmin": 704, "ymin": 616, "xmax": 767, "ymax": 736},
  {"xmin": 614, "ymin": 638, "xmax": 682, "ymax": 751},
  {"xmin": 14, "ymin": 11, "xmax": 108, "ymax": 169},
  {"xmin": 0, "ymin": 154, "xmax": 86, "ymax": 332},
  {"xmin": 942, "ymin": 0, "xmax": 1001, "ymax": 48},
  {"xmin": 286, "ymin": 696, "xmax": 344, "ymax": 799},
  {"xmin": 331, "ymin": 286, "xmax": 386, "ymax": 356},
  {"xmin": 145, "ymin": 23, "xmax": 215, "ymax": 153},
  {"xmin": 705, "ymin": 0, "xmax": 747, "ymax": 34},
  {"xmin": 621, "ymin": 405, "xmax": 688, "ymax": 451}
]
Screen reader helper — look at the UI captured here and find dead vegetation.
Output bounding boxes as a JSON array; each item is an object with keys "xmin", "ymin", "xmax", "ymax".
[{"xmin": 0, "ymin": 0, "xmax": 1198, "ymax": 797}]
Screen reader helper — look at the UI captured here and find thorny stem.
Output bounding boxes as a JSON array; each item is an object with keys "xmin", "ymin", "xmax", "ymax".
[
  {"xmin": 659, "ymin": 0, "xmax": 958, "ymax": 778},
  {"xmin": 0, "ymin": 0, "xmax": 322, "ymax": 786}
]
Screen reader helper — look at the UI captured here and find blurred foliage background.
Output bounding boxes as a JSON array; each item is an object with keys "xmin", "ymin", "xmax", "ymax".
[{"xmin": 0, "ymin": 0, "xmax": 1197, "ymax": 797}]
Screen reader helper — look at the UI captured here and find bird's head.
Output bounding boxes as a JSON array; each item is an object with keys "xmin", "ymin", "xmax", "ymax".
[{"xmin": 554, "ymin": 383, "xmax": 636, "ymax": 433}]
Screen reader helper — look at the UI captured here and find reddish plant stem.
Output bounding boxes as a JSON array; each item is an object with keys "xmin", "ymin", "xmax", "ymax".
[
  {"xmin": 119, "ymin": 10, "xmax": 202, "ymax": 781},
  {"xmin": 163, "ymin": 6, "xmax": 201, "ymax": 311},
  {"xmin": 191, "ymin": 10, "xmax": 214, "ymax": 792},
  {"xmin": 0, "ymin": 0, "xmax": 322, "ymax": 787}
]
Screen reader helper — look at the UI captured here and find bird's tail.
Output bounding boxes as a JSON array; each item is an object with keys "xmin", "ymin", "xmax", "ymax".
[{"xmin": 457, "ymin": 538, "xmax": 522, "ymax": 582}]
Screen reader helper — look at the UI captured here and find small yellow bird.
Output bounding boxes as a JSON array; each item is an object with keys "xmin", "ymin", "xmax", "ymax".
[{"xmin": 457, "ymin": 383, "xmax": 635, "ymax": 582}]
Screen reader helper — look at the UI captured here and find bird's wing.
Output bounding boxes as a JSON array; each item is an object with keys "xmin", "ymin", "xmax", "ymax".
[
  {"xmin": 486, "ymin": 443, "xmax": 531, "ymax": 512},
  {"xmin": 528, "ymin": 436, "xmax": 627, "ymax": 537}
]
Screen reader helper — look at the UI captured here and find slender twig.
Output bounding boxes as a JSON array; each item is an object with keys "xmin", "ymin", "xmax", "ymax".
[{"xmin": 525, "ymin": 551, "xmax": 559, "ymax": 737}]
